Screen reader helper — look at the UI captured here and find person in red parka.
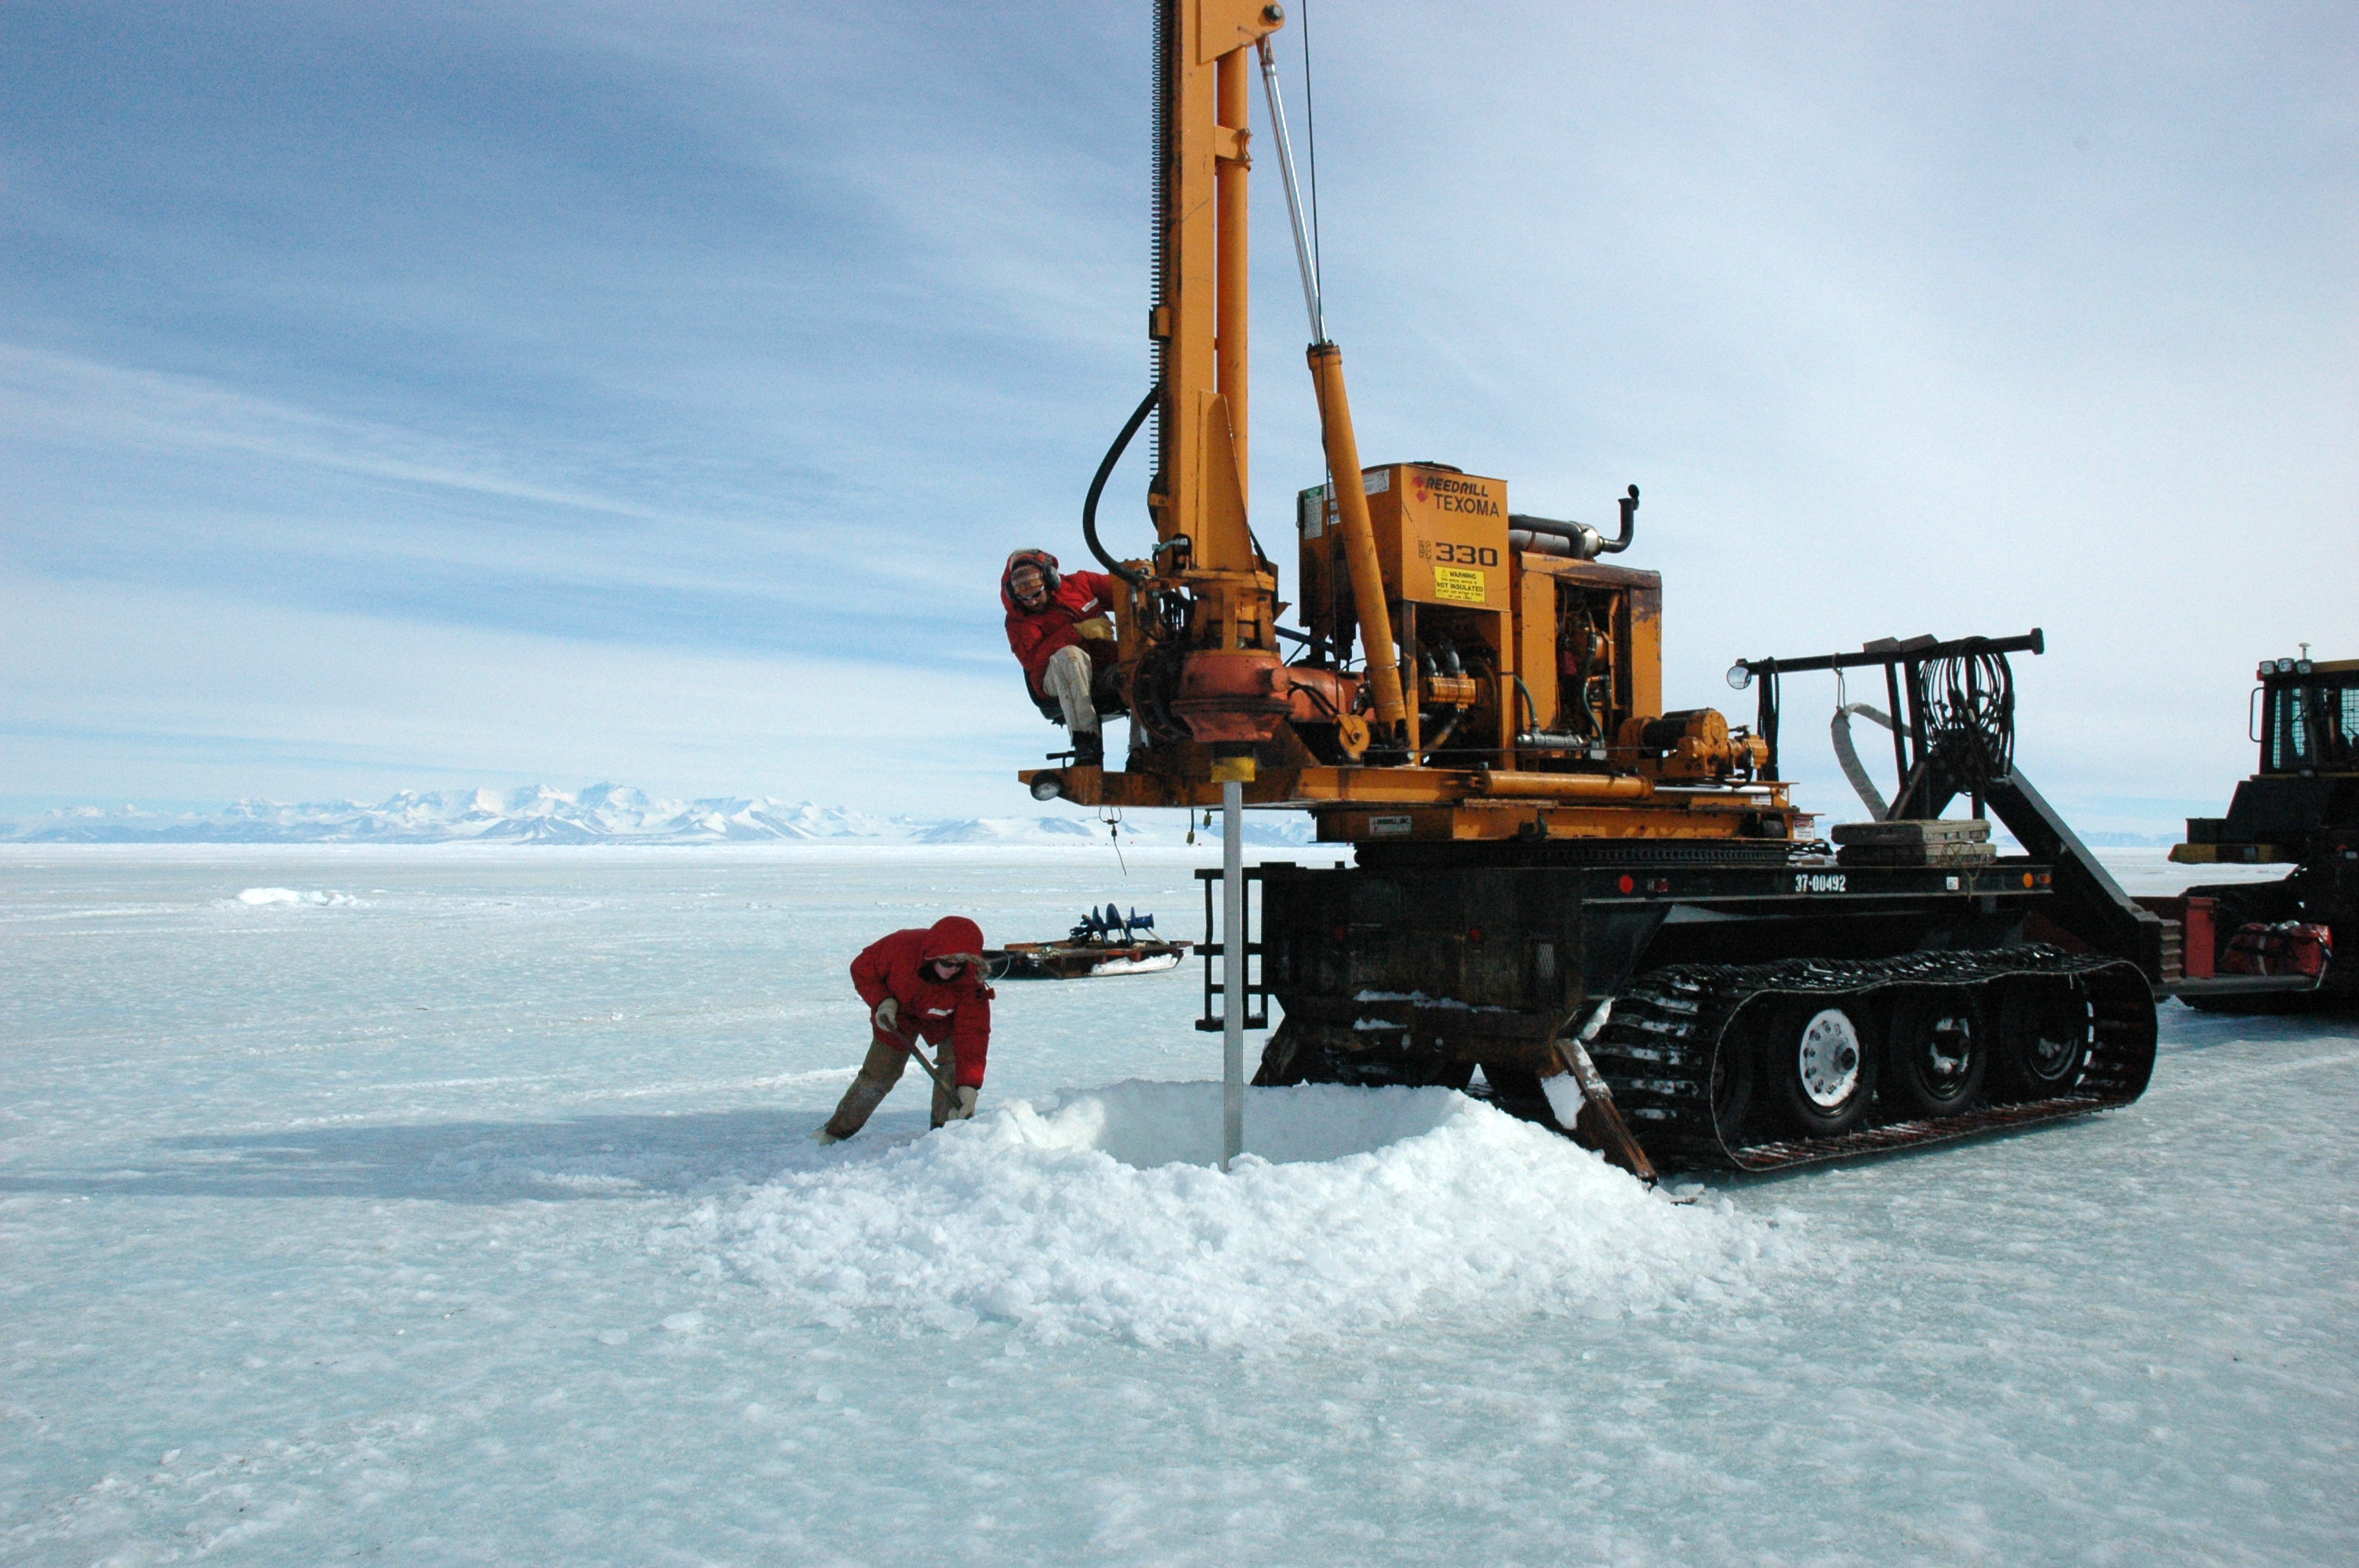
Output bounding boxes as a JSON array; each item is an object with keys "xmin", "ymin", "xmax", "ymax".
[
  {"xmin": 812, "ymin": 916, "xmax": 994, "ymax": 1143},
  {"xmin": 1003, "ymin": 547, "xmax": 1120, "ymax": 768}
]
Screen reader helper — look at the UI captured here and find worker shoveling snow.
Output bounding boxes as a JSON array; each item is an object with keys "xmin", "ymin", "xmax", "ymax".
[{"xmin": 698, "ymin": 1082, "xmax": 1809, "ymax": 1348}]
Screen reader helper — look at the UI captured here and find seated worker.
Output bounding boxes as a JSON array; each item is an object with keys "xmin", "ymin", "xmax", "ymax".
[
  {"xmin": 1002, "ymin": 547, "xmax": 1120, "ymax": 768},
  {"xmin": 812, "ymin": 916, "xmax": 992, "ymax": 1144}
]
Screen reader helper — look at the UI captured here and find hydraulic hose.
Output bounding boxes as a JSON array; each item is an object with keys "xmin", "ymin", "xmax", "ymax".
[
  {"xmin": 1513, "ymin": 673, "xmax": 1542, "ymax": 734},
  {"xmin": 1083, "ymin": 383, "xmax": 1160, "ymax": 586},
  {"xmin": 1416, "ymin": 706, "xmax": 1464, "ymax": 762},
  {"xmin": 1831, "ymin": 702, "xmax": 1895, "ymax": 820}
]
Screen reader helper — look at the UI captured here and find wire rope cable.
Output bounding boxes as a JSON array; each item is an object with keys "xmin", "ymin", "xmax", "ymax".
[{"xmin": 1301, "ymin": 0, "xmax": 1322, "ymax": 307}]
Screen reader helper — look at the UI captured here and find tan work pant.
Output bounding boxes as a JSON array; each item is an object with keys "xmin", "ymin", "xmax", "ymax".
[
  {"xmin": 823, "ymin": 1036, "xmax": 961, "ymax": 1139},
  {"xmin": 1041, "ymin": 644, "xmax": 1100, "ymax": 737}
]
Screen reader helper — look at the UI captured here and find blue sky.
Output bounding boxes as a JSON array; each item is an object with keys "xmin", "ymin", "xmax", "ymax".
[{"xmin": 3, "ymin": 1, "xmax": 2351, "ymax": 826}]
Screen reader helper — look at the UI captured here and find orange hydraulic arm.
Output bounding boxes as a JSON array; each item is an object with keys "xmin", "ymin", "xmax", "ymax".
[{"xmin": 1307, "ymin": 343, "xmax": 1407, "ymax": 732}]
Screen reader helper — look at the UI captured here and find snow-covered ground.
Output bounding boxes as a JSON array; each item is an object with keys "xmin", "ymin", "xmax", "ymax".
[{"xmin": 2, "ymin": 844, "xmax": 2351, "ymax": 1565}]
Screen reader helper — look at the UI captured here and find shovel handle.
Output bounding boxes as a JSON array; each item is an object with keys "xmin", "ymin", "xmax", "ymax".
[{"xmin": 878, "ymin": 1024, "xmax": 947, "ymax": 1088}]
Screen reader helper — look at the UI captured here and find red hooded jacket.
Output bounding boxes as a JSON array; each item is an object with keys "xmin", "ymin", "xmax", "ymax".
[
  {"xmin": 850, "ymin": 917, "xmax": 993, "ymax": 1088},
  {"xmin": 1002, "ymin": 554, "xmax": 1118, "ymax": 704}
]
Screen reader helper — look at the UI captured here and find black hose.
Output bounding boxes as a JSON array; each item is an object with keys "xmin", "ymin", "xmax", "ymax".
[
  {"xmin": 1289, "ymin": 674, "xmax": 1342, "ymax": 719},
  {"xmin": 1083, "ymin": 384, "xmax": 1160, "ymax": 586},
  {"xmin": 1417, "ymin": 706, "xmax": 1464, "ymax": 760}
]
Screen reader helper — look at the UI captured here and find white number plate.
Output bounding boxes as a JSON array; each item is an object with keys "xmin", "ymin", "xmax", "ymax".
[{"xmin": 1793, "ymin": 872, "xmax": 1848, "ymax": 894}]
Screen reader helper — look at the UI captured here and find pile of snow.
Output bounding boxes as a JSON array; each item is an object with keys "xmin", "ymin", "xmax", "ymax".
[
  {"xmin": 699, "ymin": 1082, "xmax": 1799, "ymax": 1347},
  {"xmin": 228, "ymin": 887, "xmax": 368, "ymax": 907}
]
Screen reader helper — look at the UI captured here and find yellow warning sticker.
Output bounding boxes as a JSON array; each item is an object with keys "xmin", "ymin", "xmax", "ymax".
[{"xmin": 1431, "ymin": 566, "xmax": 1487, "ymax": 603}]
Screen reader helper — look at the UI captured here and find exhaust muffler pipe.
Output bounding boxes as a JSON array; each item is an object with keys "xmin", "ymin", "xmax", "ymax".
[{"xmin": 1508, "ymin": 485, "xmax": 1641, "ymax": 560}]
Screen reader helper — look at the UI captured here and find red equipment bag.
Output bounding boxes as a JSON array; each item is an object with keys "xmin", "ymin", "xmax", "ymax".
[{"xmin": 2220, "ymin": 921, "xmax": 2335, "ymax": 978}]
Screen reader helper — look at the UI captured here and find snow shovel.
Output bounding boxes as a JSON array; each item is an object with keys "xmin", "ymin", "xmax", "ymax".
[
  {"xmin": 809, "ymin": 1025, "xmax": 953, "ymax": 1149},
  {"xmin": 877, "ymin": 1020, "xmax": 949, "ymax": 1091},
  {"xmin": 903, "ymin": 1040, "xmax": 948, "ymax": 1090},
  {"xmin": 1540, "ymin": 1001, "xmax": 1659, "ymax": 1185},
  {"xmin": 889, "ymin": 1029, "xmax": 986, "ymax": 1129}
]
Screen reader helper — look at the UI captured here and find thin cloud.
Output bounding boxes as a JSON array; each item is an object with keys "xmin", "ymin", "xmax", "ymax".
[{"xmin": 1, "ymin": 1, "xmax": 2350, "ymax": 819}]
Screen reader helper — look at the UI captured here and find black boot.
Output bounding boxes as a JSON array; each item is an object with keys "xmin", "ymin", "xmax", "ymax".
[{"xmin": 1071, "ymin": 731, "xmax": 1104, "ymax": 768}]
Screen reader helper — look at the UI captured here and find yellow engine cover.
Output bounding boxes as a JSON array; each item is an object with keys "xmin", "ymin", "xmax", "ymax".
[
  {"xmin": 1296, "ymin": 463, "xmax": 1511, "ymax": 648},
  {"xmin": 1368, "ymin": 464, "xmax": 1510, "ymax": 611}
]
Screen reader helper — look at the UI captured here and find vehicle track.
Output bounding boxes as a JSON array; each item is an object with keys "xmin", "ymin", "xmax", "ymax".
[{"xmin": 1589, "ymin": 946, "xmax": 2157, "ymax": 1171}]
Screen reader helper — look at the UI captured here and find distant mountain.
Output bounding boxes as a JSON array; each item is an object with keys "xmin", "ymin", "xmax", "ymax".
[
  {"xmin": 2, "ymin": 787, "xmax": 913, "ymax": 845},
  {"xmin": 0, "ymin": 786, "xmax": 1318, "ymax": 848},
  {"xmin": 909, "ymin": 815, "xmax": 1106, "ymax": 845}
]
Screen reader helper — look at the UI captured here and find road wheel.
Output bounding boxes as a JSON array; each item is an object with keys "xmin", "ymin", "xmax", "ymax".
[
  {"xmin": 1996, "ymin": 979, "xmax": 2091, "ymax": 1097},
  {"xmin": 1885, "ymin": 988, "xmax": 1989, "ymax": 1117},
  {"xmin": 1766, "ymin": 1000, "xmax": 1877, "ymax": 1137}
]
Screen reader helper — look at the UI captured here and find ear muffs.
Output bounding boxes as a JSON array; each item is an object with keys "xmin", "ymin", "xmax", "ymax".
[{"xmin": 1007, "ymin": 550, "xmax": 1061, "ymax": 597}]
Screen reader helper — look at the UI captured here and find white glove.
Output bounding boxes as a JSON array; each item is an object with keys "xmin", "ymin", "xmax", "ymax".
[
  {"xmin": 871, "ymin": 997, "xmax": 900, "ymax": 1033},
  {"xmin": 950, "ymin": 1086, "xmax": 979, "ymax": 1120}
]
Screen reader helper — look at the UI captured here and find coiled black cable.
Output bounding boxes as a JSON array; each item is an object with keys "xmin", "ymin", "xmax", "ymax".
[{"xmin": 1921, "ymin": 648, "xmax": 2015, "ymax": 789}]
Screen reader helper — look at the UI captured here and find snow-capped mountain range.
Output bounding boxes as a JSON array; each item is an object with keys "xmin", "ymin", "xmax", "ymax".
[{"xmin": 1, "ymin": 785, "xmax": 1317, "ymax": 848}]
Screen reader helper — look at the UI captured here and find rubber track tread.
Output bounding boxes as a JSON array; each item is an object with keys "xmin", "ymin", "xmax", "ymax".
[{"xmin": 1587, "ymin": 946, "xmax": 2157, "ymax": 1173}]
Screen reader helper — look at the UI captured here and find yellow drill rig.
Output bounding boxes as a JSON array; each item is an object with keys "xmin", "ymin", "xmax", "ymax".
[
  {"xmin": 1020, "ymin": 1, "xmax": 2161, "ymax": 1173},
  {"xmin": 1028, "ymin": 2, "xmax": 1783, "ymax": 845}
]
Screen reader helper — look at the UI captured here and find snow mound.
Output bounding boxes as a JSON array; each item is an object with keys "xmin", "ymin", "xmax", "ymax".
[
  {"xmin": 707, "ymin": 1082, "xmax": 1798, "ymax": 1346},
  {"xmin": 230, "ymin": 887, "xmax": 367, "ymax": 907}
]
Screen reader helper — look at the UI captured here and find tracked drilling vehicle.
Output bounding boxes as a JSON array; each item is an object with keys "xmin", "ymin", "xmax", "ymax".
[
  {"xmin": 2157, "ymin": 653, "xmax": 2356, "ymax": 1010},
  {"xmin": 1018, "ymin": 0, "xmax": 2160, "ymax": 1171}
]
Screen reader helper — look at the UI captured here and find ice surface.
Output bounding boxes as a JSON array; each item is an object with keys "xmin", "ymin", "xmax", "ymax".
[
  {"xmin": 2, "ymin": 844, "xmax": 2354, "ymax": 1566},
  {"xmin": 707, "ymin": 1082, "xmax": 1790, "ymax": 1346}
]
